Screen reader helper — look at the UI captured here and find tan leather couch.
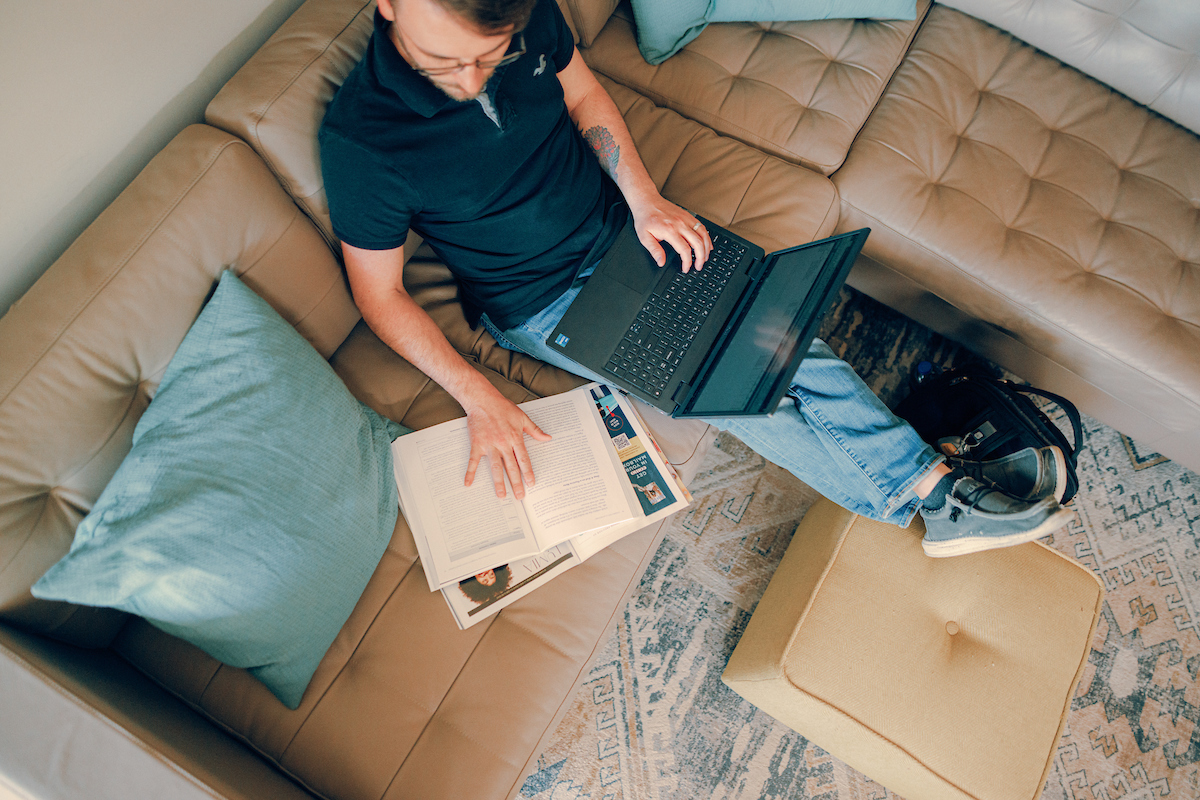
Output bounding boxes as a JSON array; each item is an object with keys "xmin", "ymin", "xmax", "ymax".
[
  {"xmin": 1, "ymin": 0, "xmax": 1196, "ymax": 798},
  {"xmin": 581, "ymin": 0, "xmax": 1200, "ymax": 474},
  {"xmin": 0, "ymin": 1, "xmax": 834, "ymax": 798}
]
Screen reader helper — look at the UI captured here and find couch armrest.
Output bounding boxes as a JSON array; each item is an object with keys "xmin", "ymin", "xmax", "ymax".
[{"xmin": 0, "ymin": 625, "xmax": 312, "ymax": 800}]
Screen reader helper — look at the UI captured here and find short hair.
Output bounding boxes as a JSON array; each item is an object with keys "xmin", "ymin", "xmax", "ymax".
[{"xmin": 436, "ymin": 0, "xmax": 537, "ymax": 33}]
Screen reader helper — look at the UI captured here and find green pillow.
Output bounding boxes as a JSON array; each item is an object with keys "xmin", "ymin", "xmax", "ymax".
[
  {"xmin": 32, "ymin": 271, "xmax": 406, "ymax": 709},
  {"xmin": 630, "ymin": 0, "xmax": 917, "ymax": 64}
]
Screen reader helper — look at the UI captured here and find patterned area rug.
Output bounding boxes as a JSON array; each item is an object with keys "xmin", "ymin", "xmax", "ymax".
[{"xmin": 518, "ymin": 286, "xmax": 1200, "ymax": 800}]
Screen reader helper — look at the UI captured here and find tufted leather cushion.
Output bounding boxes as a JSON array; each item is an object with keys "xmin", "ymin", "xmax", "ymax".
[
  {"xmin": 581, "ymin": 0, "xmax": 930, "ymax": 175},
  {"xmin": 941, "ymin": 0, "xmax": 1200, "ymax": 136},
  {"xmin": 833, "ymin": 5, "xmax": 1200, "ymax": 469}
]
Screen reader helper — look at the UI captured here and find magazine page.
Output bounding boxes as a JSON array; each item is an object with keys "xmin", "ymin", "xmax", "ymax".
[
  {"xmin": 518, "ymin": 388, "xmax": 641, "ymax": 548},
  {"xmin": 393, "ymin": 385, "xmax": 646, "ymax": 591},
  {"xmin": 621, "ymin": 395, "xmax": 693, "ymax": 506},
  {"xmin": 593, "ymin": 385, "xmax": 688, "ymax": 513},
  {"xmin": 392, "ymin": 420, "xmax": 543, "ymax": 591},
  {"xmin": 570, "ymin": 387, "xmax": 693, "ymax": 562},
  {"xmin": 436, "ymin": 386, "xmax": 695, "ymax": 626},
  {"xmin": 440, "ymin": 544, "xmax": 582, "ymax": 630}
]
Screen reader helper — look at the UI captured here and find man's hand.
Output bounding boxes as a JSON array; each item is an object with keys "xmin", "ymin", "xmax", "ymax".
[
  {"xmin": 463, "ymin": 395, "xmax": 553, "ymax": 499},
  {"xmin": 629, "ymin": 194, "xmax": 713, "ymax": 273}
]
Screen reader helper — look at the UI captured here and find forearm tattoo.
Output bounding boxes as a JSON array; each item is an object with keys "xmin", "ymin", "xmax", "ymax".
[{"xmin": 583, "ymin": 126, "xmax": 620, "ymax": 179}]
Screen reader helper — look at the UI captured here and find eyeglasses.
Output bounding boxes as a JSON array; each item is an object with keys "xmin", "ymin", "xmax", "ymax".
[{"xmin": 392, "ymin": 25, "xmax": 526, "ymax": 78}]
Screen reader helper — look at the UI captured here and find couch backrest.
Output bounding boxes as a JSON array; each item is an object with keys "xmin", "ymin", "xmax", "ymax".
[
  {"xmin": 558, "ymin": 0, "xmax": 620, "ymax": 46},
  {"xmin": 941, "ymin": 0, "xmax": 1200, "ymax": 135},
  {"xmin": 206, "ymin": 0, "xmax": 376, "ymax": 249},
  {"xmin": 0, "ymin": 125, "xmax": 361, "ymax": 647}
]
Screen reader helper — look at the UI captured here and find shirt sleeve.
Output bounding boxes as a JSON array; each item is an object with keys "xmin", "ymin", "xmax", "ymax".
[
  {"xmin": 543, "ymin": 0, "xmax": 577, "ymax": 72},
  {"xmin": 319, "ymin": 128, "xmax": 420, "ymax": 251}
]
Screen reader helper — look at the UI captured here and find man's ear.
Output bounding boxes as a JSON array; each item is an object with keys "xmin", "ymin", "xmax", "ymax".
[{"xmin": 377, "ymin": 0, "xmax": 396, "ymax": 22}]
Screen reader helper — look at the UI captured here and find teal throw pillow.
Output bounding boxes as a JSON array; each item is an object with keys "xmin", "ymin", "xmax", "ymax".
[
  {"xmin": 32, "ymin": 271, "xmax": 406, "ymax": 709},
  {"xmin": 630, "ymin": 0, "xmax": 917, "ymax": 64}
]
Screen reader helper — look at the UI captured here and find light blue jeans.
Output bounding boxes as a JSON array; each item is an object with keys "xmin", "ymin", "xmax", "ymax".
[{"xmin": 482, "ymin": 276, "xmax": 942, "ymax": 526}]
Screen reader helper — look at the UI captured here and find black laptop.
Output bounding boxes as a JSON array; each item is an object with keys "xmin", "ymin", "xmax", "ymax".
[{"xmin": 547, "ymin": 214, "xmax": 869, "ymax": 418}]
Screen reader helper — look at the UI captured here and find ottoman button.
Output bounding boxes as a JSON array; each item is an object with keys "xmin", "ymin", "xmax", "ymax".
[{"xmin": 945, "ymin": 621, "xmax": 960, "ymax": 636}]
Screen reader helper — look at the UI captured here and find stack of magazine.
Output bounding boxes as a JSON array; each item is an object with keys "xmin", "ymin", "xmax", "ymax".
[{"xmin": 391, "ymin": 382, "xmax": 692, "ymax": 629}]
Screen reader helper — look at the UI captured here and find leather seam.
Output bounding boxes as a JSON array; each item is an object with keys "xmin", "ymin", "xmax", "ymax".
[
  {"xmin": 0, "ymin": 495, "xmax": 51, "ymax": 584},
  {"xmin": 638, "ymin": 65, "xmax": 811, "ymax": 162},
  {"xmin": 236, "ymin": 207, "xmax": 361, "ymax": 341},
  {"xmin": 118, "ymin": 650, "xmax": 335, "ymax": 800},
  {"xmin": 377, "ymin": 614, "xmax": 509, "ymax": 799},
  {"xmin": 278, "ymin": 552, "xmax": 429, "ymax": 761}
]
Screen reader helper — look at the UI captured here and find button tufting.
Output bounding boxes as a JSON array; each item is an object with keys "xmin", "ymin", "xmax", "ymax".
[{"xmin": 946, "ymin": 621, "xmax": 960, "ymax": 636}]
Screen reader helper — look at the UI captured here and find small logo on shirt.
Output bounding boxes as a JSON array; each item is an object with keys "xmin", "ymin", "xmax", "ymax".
[
  {"xmin": 534, "ymin": 54, "xmax": 547, "ymax": 76},
  {"xmin": 554, "ymin": 333, "xmax": 569, "ymax": 347}
]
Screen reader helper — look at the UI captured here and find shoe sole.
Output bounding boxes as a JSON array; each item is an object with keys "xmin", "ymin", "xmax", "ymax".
[
  {"xmin": 1047, "ymin": 445, "xmax": 1068, "ymax": 504},
  {"xmin": 922, "ymin": 506, "xmax": 1075, "ymax": 558}
]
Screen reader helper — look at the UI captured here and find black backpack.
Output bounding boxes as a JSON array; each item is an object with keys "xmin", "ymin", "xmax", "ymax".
[{"xmin": 893, "ymin": 362, "xmax": 1083, "ymax": 503}]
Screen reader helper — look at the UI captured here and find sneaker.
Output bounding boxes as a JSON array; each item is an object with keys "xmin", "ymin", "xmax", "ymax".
[
  {"xmin": 947, "ymin": 445, "xmax": 1068, "ymax": 503},
  {"xmin": 920, "ymin": 475, "xmax": 1074, "ymax": 558}
]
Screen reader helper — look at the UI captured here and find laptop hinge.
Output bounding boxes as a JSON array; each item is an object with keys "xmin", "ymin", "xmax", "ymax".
[
  {"xmin": 671, "ymin": 380, "xmax": 693, "ymax": 408},
  {"xmin": 746, "ymin": 255, "xmax": 769, "ymax": 282}
]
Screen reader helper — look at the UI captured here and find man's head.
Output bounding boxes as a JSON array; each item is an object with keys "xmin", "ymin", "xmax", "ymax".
[{"xmin": 378, "ymin": 0, "xmax": 537, "ymax": 101}]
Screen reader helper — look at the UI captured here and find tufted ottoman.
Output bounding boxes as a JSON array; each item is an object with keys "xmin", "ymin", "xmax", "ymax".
[{"xmin": 722, "ymin": 498, "xmax": 1103, "ymax": 800}]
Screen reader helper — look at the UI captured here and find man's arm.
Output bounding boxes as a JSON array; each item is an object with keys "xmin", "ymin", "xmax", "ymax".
[
  {"xmin": 341, "ymin": 242, "xmax": 551, "ymax": 499},
  {"xmin": 558, "ymin": 48, "xmax": 711, "ymax": 272}
]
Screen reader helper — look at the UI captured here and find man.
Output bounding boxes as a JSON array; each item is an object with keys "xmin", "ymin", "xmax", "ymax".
[{"xmin": 319, "ymin": 0, "xmax": 1073, "ymax": 556}]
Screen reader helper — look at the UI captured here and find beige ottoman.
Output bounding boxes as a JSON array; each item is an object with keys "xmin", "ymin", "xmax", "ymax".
[{"xmin": 722, "ymin": 499, "xmax": 1103, "ymax": 800}]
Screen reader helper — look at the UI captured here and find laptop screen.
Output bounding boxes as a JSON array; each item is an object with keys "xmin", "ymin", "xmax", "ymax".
[{"xmin": 682, "ymin": 240, "xmax": 837, "ymax": 416}]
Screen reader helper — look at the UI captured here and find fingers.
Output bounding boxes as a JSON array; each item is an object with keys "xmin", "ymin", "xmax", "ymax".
[
  {"xmin": 465, "ymin": 448, "xmax": 481, "ymax": 488},
  {"xmin": 489, "ymin": 449, "xmax": 509, "ymax": 499},
  {"xmin": 681, "ymin": 218, "xmax": 712, "ymax": 269},
  {"xmin": 662, "ymin": 229, "xmax": 695, "ymax": 273},
  {"xmin": 463, "ymin": 410, "xmax": 553, "ymax": 500},
  {"xmin": 508, "ymin": 419, "xmax": 552, "ymax": 497},
  {"xmin": 467, "ymin": 443, "xmax": 523, "ymax": 500},
  {"xmin": 637, "ymin": 230, "xmax": 667, "ymax": 268},
  {"xmin": 636, "ymin": 209, "xmax": 713, "ymax": 273}
]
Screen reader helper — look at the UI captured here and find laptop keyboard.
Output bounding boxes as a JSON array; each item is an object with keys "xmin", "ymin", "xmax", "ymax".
[{"xmin": 604, "ymin": 232, "xmax": 748, "ymax": 398}]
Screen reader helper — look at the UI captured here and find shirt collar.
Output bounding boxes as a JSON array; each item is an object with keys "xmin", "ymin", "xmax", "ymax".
[{"xmin": 369, "ymin": 9, "xmax": 456, "ymax": 119}]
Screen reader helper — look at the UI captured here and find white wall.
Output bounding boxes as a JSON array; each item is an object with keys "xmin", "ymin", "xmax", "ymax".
[{"xmin": 0, "ymin": 0, "xmax": 309, "ymax": 317}]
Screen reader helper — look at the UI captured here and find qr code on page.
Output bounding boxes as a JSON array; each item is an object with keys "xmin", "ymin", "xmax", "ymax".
[{"xmin": 611, "ymin": 433, "xmax": 631, "ymax": 450}]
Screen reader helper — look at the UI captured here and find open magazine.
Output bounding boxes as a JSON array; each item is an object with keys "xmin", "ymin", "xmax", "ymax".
[
  {"xmin": 391, "ymin": 384, "xmax": 690, "ymax": 621},
  {"xmin": 436, "ymin": 385, "xmax": 692, "ymax": 629}
]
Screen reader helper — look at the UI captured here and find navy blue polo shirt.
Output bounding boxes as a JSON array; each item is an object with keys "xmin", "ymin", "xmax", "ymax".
[{"xmin": 319, "ymin": 0, "xmax": 625, "ymax": 329}]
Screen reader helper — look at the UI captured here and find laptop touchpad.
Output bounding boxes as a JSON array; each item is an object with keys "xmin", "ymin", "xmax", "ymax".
[{"xmin": 605, "ymin": 226, "xmax": 670, "ymax": 294}]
